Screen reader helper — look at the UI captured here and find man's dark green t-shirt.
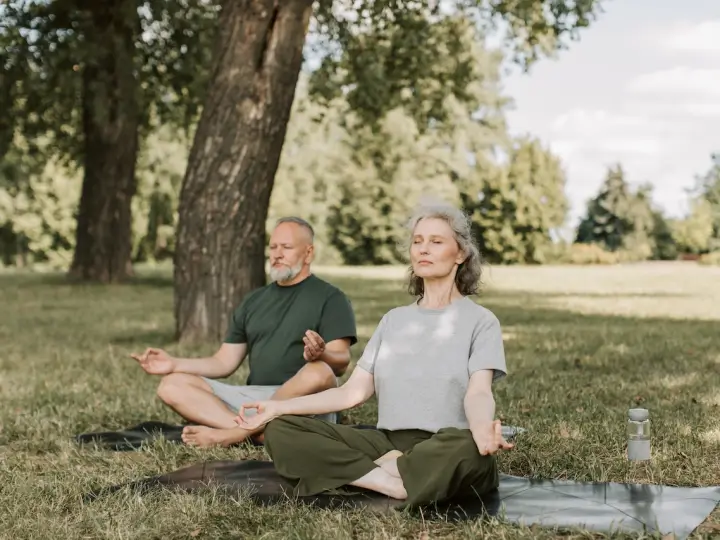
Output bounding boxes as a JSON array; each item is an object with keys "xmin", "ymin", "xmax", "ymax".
[{"xmin": 224, "ymin": 274, "xmax": 357, "ymax": 386}]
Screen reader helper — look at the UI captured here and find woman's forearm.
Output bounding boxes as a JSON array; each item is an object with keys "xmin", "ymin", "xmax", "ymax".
[
  {"xmin": 277, "ymin": 386, "xmax": 358, "ymax": 416},
  {"xmin": 464, "ymin": 391, "xmax": 496, "ymax": 434}
]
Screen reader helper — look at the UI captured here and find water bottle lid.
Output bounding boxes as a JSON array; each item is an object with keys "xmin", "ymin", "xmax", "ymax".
[{"xmin": 628, "ymin": 408, "xmax": 649, "ymax": 421}]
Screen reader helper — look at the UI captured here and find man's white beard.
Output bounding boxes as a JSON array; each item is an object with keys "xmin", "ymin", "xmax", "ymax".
[{"xmin": 269, "ymin": 261, "xmax": 303, "ymax": 283}]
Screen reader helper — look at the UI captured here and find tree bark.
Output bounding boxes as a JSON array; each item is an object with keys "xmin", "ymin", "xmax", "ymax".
[
  {"xmin": 68, "ymin": 0, "xmax": 139, "ymax": 282},
  {"xmin": 174, "ymin": 0, "xmax": 313, "ymax": 343}
]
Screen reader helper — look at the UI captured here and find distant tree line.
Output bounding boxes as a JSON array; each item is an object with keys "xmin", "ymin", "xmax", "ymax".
[{"xmin": 3, "ymin": 78, "xmax": 719, "ymax": 271}]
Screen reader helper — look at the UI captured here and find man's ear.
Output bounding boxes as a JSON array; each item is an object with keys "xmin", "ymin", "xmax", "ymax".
[{"xmin": 305, "ymin": 245, "xmax": 315, "ymax": 264}]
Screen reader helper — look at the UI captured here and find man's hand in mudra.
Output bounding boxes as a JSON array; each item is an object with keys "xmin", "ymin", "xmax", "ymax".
[
  {"xmin": 303, "ymin": 330, "xmax": 325, "ymax": 361},
  {"xmin": 474, "ymin": 419, "xmax": 514, "ymax": 456}
]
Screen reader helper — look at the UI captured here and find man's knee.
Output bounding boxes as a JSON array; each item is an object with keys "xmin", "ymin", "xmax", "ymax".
[
  {"xmin": 297, "ymin": 361, "xmax": 337, "ymax": 392},
  {"xmin": 157, "ymin": 373, "xmax": 205, "ymax": 405}
]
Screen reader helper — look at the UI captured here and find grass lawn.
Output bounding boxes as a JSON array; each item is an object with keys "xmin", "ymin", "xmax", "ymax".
[{"xmin": 1, "ymin": 262, "xmax": 719, "ymax": 539}]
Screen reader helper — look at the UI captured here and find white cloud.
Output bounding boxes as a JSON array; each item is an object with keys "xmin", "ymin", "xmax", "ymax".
[
  {"xmin": 627, "ymin": 67, "xmax": 720, "ymax": 97},
  {"xmin": 544, "ymin": 107, "xmax": 710, "ymax": 223},
  {"xmin": 552, "ymin": 110, "xmax": 650, "ymax": 133},
  {"xmin": 666, "ymin": 20, "xmax": 720, "ymax": 54},
  {"xmin": 680, "ymin": 103, "xmax": 720, "ymax": 117},
  {"xmin": 549, "ymin": 109, "xmax": 662, "ymax": 157}
]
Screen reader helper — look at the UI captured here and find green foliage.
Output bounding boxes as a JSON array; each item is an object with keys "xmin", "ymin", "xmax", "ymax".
[
  {"xmin": 0, "ymin": 128, "xmax": 190, "ymax": 268},
  {"xmin": 694, "ymin": 153, "xmax": 720, "ymax": 251},
  {"xmin": 269, "ymin": 28, "xmax": 513, "ymax": 267},
  {"xmin": 0, "ymin": 137, "xmax": 81, "ymax": 268},
  {"xmin": 671, "ymin": 197, "xmax": 714, "ymax": 255},
  {"xmin": 462, "ymin": 137, "xmax": 568, "ymax": 264},
  {"xmin": 650, "ymin": 210, "xmax": 678, "ymax": 261},
  {"xmin": 327, "ymin": 107, "xmax": 466, "ymax": 264},
  {"xmin": 269, "ymin": 82, "xmax": 348, "ymax": 265},
  {"xmin": 310, "ymin": 0, "xmax": 603, "ymax": 132},
  {"xmin": 0, "ymin": 0, "xmax": 218, "ymax": 166},
  {"xmin": 575, "ymin": 165, "xmax": 656, "ymax": 260},
  {"xmin": 547, "ymin": 242, "xmax": 619, "ymax": 265},
  {"xmin": 698, "ymin": 250, "xmax": 720, "ymax": 266},
  {"xmin": 133, "ymin": 125, "xmax": 190, "ymax": 262},
  {"xmin": 2, "ymin": 0, "xmax": 606, "ymax": 273}
]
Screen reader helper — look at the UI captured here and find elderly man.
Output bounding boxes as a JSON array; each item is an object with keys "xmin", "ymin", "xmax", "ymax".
[{"xmin": 131, "ymin": 217, "xmax": 357, "ymax": 448}]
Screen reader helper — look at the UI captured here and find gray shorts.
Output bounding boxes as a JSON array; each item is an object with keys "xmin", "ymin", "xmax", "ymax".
[{"xmin": 201, "ymin": 377, "xmax": 339, "ymax": 424}]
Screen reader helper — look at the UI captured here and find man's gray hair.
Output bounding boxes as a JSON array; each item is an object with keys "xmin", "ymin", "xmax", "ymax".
[{"xmin": 275, "ymin": 216, "xmax": 315, "ymax": 243}]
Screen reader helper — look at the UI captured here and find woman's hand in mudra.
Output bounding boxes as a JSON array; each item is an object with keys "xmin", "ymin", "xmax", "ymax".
[
  {"xmin": 473, "ymin": 419, "xmax": 514, "ymax": 456},
  {"xmin": 234, "ymin": 400, "xmax": 282, "ymax": 431}
]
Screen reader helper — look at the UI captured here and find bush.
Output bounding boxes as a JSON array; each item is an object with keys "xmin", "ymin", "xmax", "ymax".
[
  {"xmin": 698, "ymin": 251, "xmax": 720, "ymax": 266},
  {"xmin": 544, "ymin": 242, "xmax": 619, "ymax": 265}
]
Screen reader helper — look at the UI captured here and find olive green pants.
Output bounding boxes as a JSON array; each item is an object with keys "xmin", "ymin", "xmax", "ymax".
[{"xmin": 263, "ymin": 415, "xmax": 499, "ymax": 507}]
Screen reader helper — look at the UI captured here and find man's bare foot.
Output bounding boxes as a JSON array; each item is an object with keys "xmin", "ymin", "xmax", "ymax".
[{"xmin": 181, "ymin": 426, "xmax": 250, "ymax": 448}]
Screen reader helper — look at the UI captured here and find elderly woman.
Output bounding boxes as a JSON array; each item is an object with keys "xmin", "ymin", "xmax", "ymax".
[{"xmin": 235, "ymin": 201, "xmax": 512, "ymax": 507}]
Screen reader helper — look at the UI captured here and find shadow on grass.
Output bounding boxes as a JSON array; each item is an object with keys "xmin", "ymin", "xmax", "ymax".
[
  {"xmin": 489, "ymin": 290, "xmax": 691, "ymax": 299},
  {"xmin": 110, "ymin": 329, "xmax": 177, "ymax": 346}
]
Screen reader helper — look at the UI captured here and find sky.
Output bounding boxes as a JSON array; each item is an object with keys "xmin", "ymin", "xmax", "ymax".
[{"xmin": 499, "ymin": 0, "xmax": 720, "ymax": 229}]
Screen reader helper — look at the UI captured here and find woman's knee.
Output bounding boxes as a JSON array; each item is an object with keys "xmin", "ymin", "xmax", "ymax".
[
  {"xmin": 438, "ymin": 429, "xmax": 496, "ymax": 467},
  {"xmin": 263, "ymin": 415, "xmax": 304, "ymax": 456},
  {"xmin": 264, "ymin": 415, "xmax": 300, "ymax": 441}
]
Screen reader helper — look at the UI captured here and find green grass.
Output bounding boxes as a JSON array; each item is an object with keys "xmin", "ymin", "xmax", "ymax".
[{"xmin": 1, "ymin": 262, "xmax": 719, "ymax": 539}]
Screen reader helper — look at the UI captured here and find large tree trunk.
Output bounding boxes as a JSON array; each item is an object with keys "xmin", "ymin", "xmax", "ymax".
[
  {"xmin": 174, "ymin": 0, "xmax": 313, "ymax": 343},
  {"xmin": 68, "ymin": 0, "xmax": 139, "ymax": 282}
]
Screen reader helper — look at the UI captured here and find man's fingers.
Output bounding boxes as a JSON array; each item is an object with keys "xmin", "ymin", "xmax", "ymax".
[
  {"xmin": 304, "ymin": 335, "xmax": 319, "ymax": 351},
  {"xmin": 239, "ymin": 402, "xmax": 262, "ymax": 416},
  {"xmin": 305, "ymin": 330, "xmax": 324, "ymax": 348},
  {"xmin": 303, "ymin": 339, "xmax": 320, "ymax": 358},
  {"xmin": 303, "ymin": 337, "xmax": 315, "ymax": 351}
]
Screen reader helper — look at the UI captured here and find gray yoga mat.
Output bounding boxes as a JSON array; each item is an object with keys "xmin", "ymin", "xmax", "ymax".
[{"xmin": 88, "ymin": 459, "xmax": 720, "ymax": 539}]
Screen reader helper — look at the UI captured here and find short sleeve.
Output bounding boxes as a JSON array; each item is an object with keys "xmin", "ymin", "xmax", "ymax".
[
  {"xmin": 318, "ymin": 291, "xmax": 358, "ymax": 346},
  {"xmin": 224, "ymin": 301, "xmax": 248, "ymax": 344},
  {"xmin": 468, "ymin": 314, "xmax": 507, "ymax": 381},
  {"xmin": 356, "ymin": 315, "xmax": 387, "ymax": 374}
]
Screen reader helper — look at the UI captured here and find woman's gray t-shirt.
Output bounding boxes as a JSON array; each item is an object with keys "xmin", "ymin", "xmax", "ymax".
[{"xmin": 356, "ymin": 296, "xmax": 507, "ymax": 433}]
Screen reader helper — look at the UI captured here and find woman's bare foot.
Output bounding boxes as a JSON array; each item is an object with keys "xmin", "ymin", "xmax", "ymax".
[
  {"xmin": 374, "ymin": 449, "xmax": 403, "ymax": 477},
  {"xmin": 350, "ymin": 467, "xmax": 407, "ymax": 500},
  {"xmin": 181, "ymin": 426, "xmax": 250, "ymax": 448},
  {"xmin": 374, "ymin": 449, "xmax": 403, "ymax": 465}
]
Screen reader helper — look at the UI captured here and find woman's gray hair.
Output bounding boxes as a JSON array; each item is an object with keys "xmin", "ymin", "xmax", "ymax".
[{"xmin": 402, "ymin": 200, "xmax": 484, "ymax": 298}]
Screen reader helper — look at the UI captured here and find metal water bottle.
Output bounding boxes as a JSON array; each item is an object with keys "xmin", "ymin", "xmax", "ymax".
[{"xmin": 627, "ymin": 408, "xmax": 651, "ymax": 461}]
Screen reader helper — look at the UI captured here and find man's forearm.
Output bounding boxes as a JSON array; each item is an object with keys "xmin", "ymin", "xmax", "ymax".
[
  {"xmin": 464, "ymin": 391, "xmax": 496, "ymax": 435},
  {"xmin": 315, "ymin": 349, "xmax": 350, "ymax": 375},
  {"xmin": 172, "ymin": 357, "xmax": 236, "ymax": 379}
]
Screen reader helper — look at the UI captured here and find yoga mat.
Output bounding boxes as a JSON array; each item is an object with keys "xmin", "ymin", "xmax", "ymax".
[
  {"xmin": 74, "ymin": 421, "xmax": 527, "ymax": 451},
  {"xmin": 88, "ymin": 459, "xmax": 720, "ymax": 539}
]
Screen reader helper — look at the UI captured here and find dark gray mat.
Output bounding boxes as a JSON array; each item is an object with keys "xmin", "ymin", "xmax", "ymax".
[{"xmin": 88, "ymin": 459, "xmax": 720, "ymax": 538}]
